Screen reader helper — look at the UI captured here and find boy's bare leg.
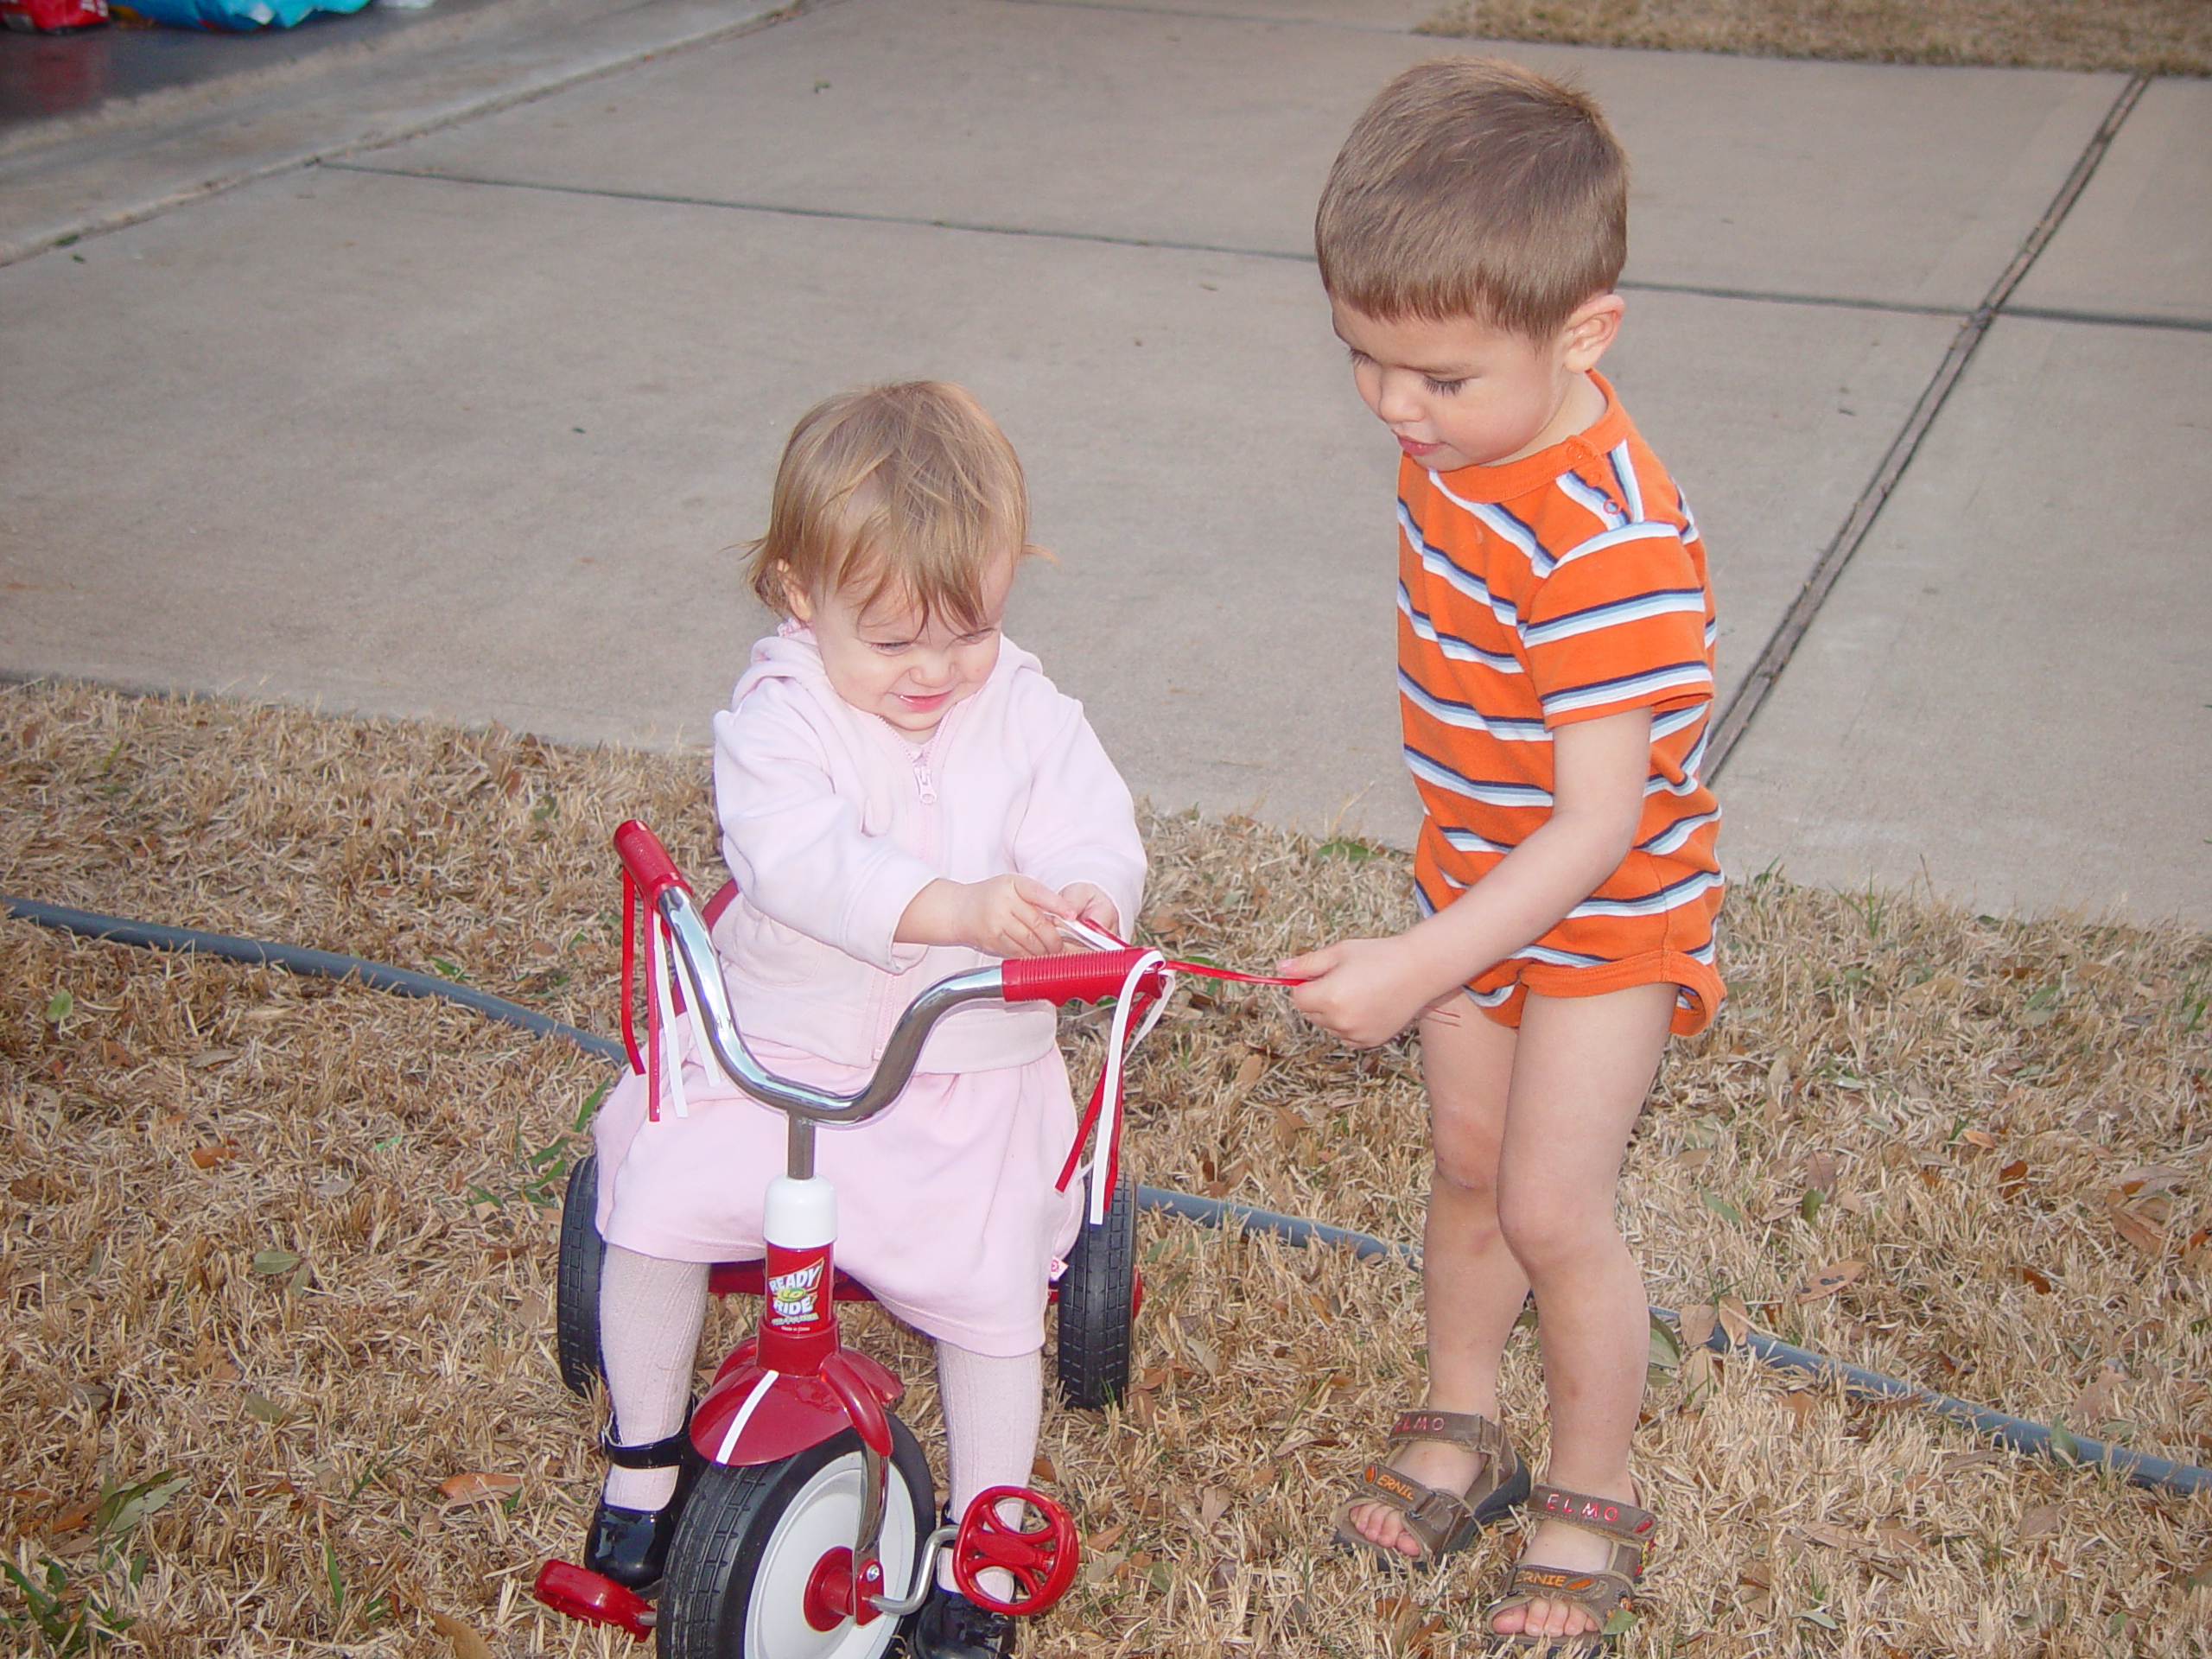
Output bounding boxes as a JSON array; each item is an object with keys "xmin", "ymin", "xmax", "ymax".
[
  {"xmin": 1488, "ymin": 981, "xmax": 1675, "ymax": 1640},
  {"xmin": 1344, "ymin": 998, "xmax": 1530, "ymax": 1555}
]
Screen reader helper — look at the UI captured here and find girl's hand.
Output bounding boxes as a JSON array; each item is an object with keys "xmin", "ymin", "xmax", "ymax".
[
  {"xmin": 899, "ymin": 875, "xmax": 1072, "ymax": 958},
  {"xmin": 1057, "ymin": 883, "xmax": 1121, "ymax": 944},
  {"xmin": 1279, "ymin": 935, "xmax": 1446, "ymax": 1048}
]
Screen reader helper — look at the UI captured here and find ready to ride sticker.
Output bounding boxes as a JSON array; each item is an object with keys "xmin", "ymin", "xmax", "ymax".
[{"xmin": 767, "ymin": 1260, "xmax": 824, "ymax": 1327}]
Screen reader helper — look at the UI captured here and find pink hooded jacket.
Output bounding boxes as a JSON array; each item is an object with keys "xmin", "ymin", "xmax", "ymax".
[{"xmin": 707, "ymin": 625, "xmax": 1146, "ymax": 1074}]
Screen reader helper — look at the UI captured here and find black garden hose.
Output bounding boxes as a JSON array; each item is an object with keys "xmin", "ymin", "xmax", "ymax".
[
  {"xmin": 3, "ymin": 895, "xmax": 626, "ymax": 1063},
  {"xmin": 9, "ymin": 893, "xmax": 2207, "ymax": 1499}
]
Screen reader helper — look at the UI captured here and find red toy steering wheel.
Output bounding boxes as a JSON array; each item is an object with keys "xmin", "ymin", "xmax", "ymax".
[{"xmin": 950, "ymin": 1485, "xmax": 1079, "ymax": 1617}]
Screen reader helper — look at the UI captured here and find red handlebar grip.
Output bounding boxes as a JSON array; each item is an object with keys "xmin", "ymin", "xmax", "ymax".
[
  {"xmin": 613, "ymin": 819, "xmax": 692, "ymax": 901},
  {"xmin": 1001, "ymin": 950, "xmax": 1164, "ymax": 1006}
]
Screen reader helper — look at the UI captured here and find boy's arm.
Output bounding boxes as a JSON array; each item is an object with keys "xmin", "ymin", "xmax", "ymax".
[{"xmin": 1282, "ymin": 707, "xmax": 1653, "ymax": 1046}]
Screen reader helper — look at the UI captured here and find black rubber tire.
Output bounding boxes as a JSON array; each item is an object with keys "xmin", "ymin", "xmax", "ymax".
[
  {"xmin": 657, "ymin": 1419, "xmax": 934, "ymax": 1659},
  {"xmin": 1054, "ymin": 1166, "xmax": 1137, "ymax": 1410},
  {"xmin": 556, "ymin": 1151, "xmax": 607, "ymax": 1399}
]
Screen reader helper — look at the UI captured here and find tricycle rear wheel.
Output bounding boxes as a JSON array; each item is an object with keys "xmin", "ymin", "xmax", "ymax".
[
  {"xmin": 1054, "ymin": 1167, "xmax": 1136, "ymax": 1409},
  {"xmin": 557, "ymin": 1151, "xmax": 607, "ymax": 1398}
]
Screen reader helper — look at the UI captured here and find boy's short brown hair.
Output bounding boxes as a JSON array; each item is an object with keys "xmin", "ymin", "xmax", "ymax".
[
  {"xmin": 1315, "ymin": 56, "xmax": 1628, "ymax": 340},
  {"xmin": 748, "ymin": 380, "xmax": 1034, "ymax": 632}
]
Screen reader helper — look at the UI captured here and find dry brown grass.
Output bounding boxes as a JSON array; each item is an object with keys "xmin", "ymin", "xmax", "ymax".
[
  {"xmin": 4, "ymin": 678, "xmax": 2211, "ymax": 1658},
  {"xmin": 1417, "ymin": 0, "xmax": 2212, "ymax": 77}
]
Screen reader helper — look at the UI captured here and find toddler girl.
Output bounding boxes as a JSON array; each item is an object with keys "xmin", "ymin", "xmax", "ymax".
[{"xmin": 586, "ymin": 381, "xmax": 1144, "ymax": 1659}]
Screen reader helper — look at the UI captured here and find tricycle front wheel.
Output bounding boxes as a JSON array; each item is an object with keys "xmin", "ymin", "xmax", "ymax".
[{"xmin": 657, "ymin": 1421, "xmax": 933, "ymax": 1659}]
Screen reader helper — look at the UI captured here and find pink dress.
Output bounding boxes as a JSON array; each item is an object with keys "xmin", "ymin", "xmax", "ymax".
[{"xmin": 594, "ymin": 626, "xmax": 1146, "ymax": 1357}]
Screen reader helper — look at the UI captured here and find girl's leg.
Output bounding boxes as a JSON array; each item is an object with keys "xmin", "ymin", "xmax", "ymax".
[
  {"xmin": 933, "ymin": 1341, "xmax": 1042, "ymax": 1598},
  {"xmin": 1344, "ymin": 1000, "xmax": 1530, "ymax": 1556},
  {"xmin": 1488, "ymin": 982, "xmax": 1675, "ymax": 1641},
  {"xmin": 598, "ymin": 1246, "xmax": 709, "ymax": 1510}
]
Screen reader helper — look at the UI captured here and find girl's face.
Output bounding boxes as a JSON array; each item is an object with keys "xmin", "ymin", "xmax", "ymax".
[{"xmin": 789, "ymin": 550, "xmax": 1018, "ymax": 740}]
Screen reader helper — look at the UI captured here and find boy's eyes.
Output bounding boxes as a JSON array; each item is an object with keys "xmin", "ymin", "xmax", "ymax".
[{"xmin": 1424, "ymin": 376, "xmax": 1468, "ymax": 396}]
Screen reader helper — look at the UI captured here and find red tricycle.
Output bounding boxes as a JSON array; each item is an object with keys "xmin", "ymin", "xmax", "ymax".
[{"xmin": 533, "ymin": 822, "xmax": 1163, "ymax": 1655}]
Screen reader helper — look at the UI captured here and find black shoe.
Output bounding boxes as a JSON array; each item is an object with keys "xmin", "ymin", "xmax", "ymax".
[
  {"xmin": 586, "ymin": 1420, "xmax": 699, "ymax": 1591},
  {"xmin": 584, "ymin": 1497, "xmax": 681, "ymax": 1592},
  {"xmin": 904, "ymin": 1580, "xmax": 1016, "ymax": 1659}
]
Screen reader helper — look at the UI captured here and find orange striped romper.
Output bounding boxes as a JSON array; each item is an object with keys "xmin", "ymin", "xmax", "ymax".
[{"xmin": 1396, "ymin": 373, "xmax": 1724, "ymax": 1035}]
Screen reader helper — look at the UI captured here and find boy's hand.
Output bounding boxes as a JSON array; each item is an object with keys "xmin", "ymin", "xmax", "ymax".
[
  {"xmin": 899, "ymin": 874, "xmax": 1072, "ymax": 959},
  {"xmin": 1280, "ymin": 934, "xmax": 1447, "ymax": 1048},
  {"xmin": 1057, "ymin": 883, "xmax": 1121, "ymax": 944}
]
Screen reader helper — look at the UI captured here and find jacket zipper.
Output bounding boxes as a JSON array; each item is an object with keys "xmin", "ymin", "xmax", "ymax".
[{"xmin": 871, "ymin": 709, "xmax": 955, "ymax": 1057}]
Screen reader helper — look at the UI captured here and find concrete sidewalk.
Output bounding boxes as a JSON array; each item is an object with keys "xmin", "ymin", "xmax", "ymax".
[{"xmin": 2, "ymin": 0, "xmax": 2205, "ymax": 924}]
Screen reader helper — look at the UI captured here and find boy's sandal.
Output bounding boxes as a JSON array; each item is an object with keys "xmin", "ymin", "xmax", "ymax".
[
  {"xmin": 1482, "ymin": 1484, "xmax": 1655, "ymax": 1653},
  {"xmin": 1331, "ymin": 1408, "xmax": 1530, "ymax": 1563}
]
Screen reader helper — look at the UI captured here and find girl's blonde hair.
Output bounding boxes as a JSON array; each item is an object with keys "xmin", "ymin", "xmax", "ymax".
[{"xmin": 748, "ymin": 381, "xmax": 1035, "ymax": 632}]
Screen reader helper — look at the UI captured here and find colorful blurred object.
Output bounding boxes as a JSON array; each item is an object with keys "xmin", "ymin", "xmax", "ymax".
[
  {"xmin": 2, "ymin": 0, "xmax": 111, "ymax": 33},
  {"xmin": 108, "ymin": 0, "xmax": 370, "ymax": 28}
]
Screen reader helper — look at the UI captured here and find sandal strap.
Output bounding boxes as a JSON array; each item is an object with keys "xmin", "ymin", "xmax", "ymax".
[
  {"xmin": 1350, "ymin": 1463, "xmax": 1474, "ymax": 1554},
  {"xmin": 1383, "ymin": 1407, "xmax": 1506, "ymax": 1459},
  {"xmin": 1527, "ymin": 1484, "xmax": 1656, "ymax": 1556},
  {"xmin": 1491, "ymin": 1561, "xmax": 1637, "ymax": 1622}
]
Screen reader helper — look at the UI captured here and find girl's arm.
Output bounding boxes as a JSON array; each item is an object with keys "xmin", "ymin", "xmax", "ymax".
[
  {"xmin": 1282, "ymin": 707, "xmax": 1653, "ymax": 1047},
  {"xmin": 894, "ymin": 874, "xmax": 1074, "ymax": 959}
]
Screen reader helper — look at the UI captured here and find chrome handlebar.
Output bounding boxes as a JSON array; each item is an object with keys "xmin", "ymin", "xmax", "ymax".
[{"xmin": 648, "ymin": 880, "xmax": 1005, "ymax": 1129}]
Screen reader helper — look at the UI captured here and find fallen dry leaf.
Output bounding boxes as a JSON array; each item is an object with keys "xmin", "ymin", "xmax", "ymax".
[
  {"xmin": 1031, "ymin": 1453, "xmax": 1057, "ymax": 1484},
  {"xmin": 1198, "ymin": 1484, "xmax": 1230, "ymax": 1527},
  {"xmin": 1677, "ymin": 1303, "xmax": 1716, "ymax": 1351},
  {"xmin": 1779, "ymin": 1392, "xmax": 1818, "ymax": 1433},
  {"xmin": 1940, "ymin": 1451, "xmax": 2003, "ymax": 1475},
  {"xmin": 1803, "ymin": 1152, "xmax": 1839, "ymax": 1194},
  {"xmin": 1795, "ymin": 1261, "xmax": 1866, "ymax": 1303},
  {"xmin": 1716, "ymin": 1295, "xmax": 1751, "ymax": 1346},
  {"xmin": 2015, "ymin": 1263, "xmax": 2055, "ymax": 1294},
  {"xmin": 2069, "ymin": 1363, "xmax": 2124, "ymax": 1424},
  {"xmin": 2112, "ymin": 1164, "xmax": 2190, "ymax": 1194},
  {"xmin": 427, "ymin": 1609, "xmax": 493, "ymax": 1659},
  {"xmin": 2017, "ymin": 1501, "xmax": 2062, "ymax": 1541},
  {"xmin": 1087, "ymin": 1522, "xmax": 1127, "ymax": 1553},
  {"xmin": 189, "ymin": 1141, "xmax": 239, "ymax": 1169},
  {"xmin": 1999, "ymin": 1158, "xmax": 2030, "ymax": 1198},
  {"xmin": 2107, "ymin": 1205, "xmax": 2164, "ymax": 1255},
  {"xmin": 436, "ymin": 1471, "xmax": 521, "ymax": 1509}
]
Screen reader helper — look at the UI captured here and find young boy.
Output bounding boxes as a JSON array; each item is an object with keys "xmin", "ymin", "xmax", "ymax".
[{"xmin": 1283, "ymin": 58, "xmax": 1723, "ymax": 1650}]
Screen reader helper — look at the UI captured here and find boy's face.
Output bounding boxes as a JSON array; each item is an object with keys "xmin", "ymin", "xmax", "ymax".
[
  {"xmin": 790, "ymin": 550, "xmax": 1017, "ymax": 740},
  {"xmin": 1330, "ymin": 296, "xmax": 1621, "ymax": 474}
]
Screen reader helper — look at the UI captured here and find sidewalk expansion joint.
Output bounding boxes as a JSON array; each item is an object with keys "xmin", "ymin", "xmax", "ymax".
[
  {"xmin": 1705, "ymin": 71, "xmax": 2153, "ymax": 780},
  {"xmin": 324, "ymin": 162, "xmax": 2195, "ymax": 349},
  {"xmin": 0, "ymin": 0, "xmax": 812, "ymax": 269},
  {"xmin": 317, "ymin": 161, "xmax": 1322, "ymax": 261},
  {"xmin": 1004, "ymin": 0, "xmax": 1417, "ymax": 35}
]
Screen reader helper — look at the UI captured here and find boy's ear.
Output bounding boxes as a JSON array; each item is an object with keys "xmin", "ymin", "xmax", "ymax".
[{"xmin": 1561, "ymin": 292, "xmax": 1625, "ymax": 372}]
